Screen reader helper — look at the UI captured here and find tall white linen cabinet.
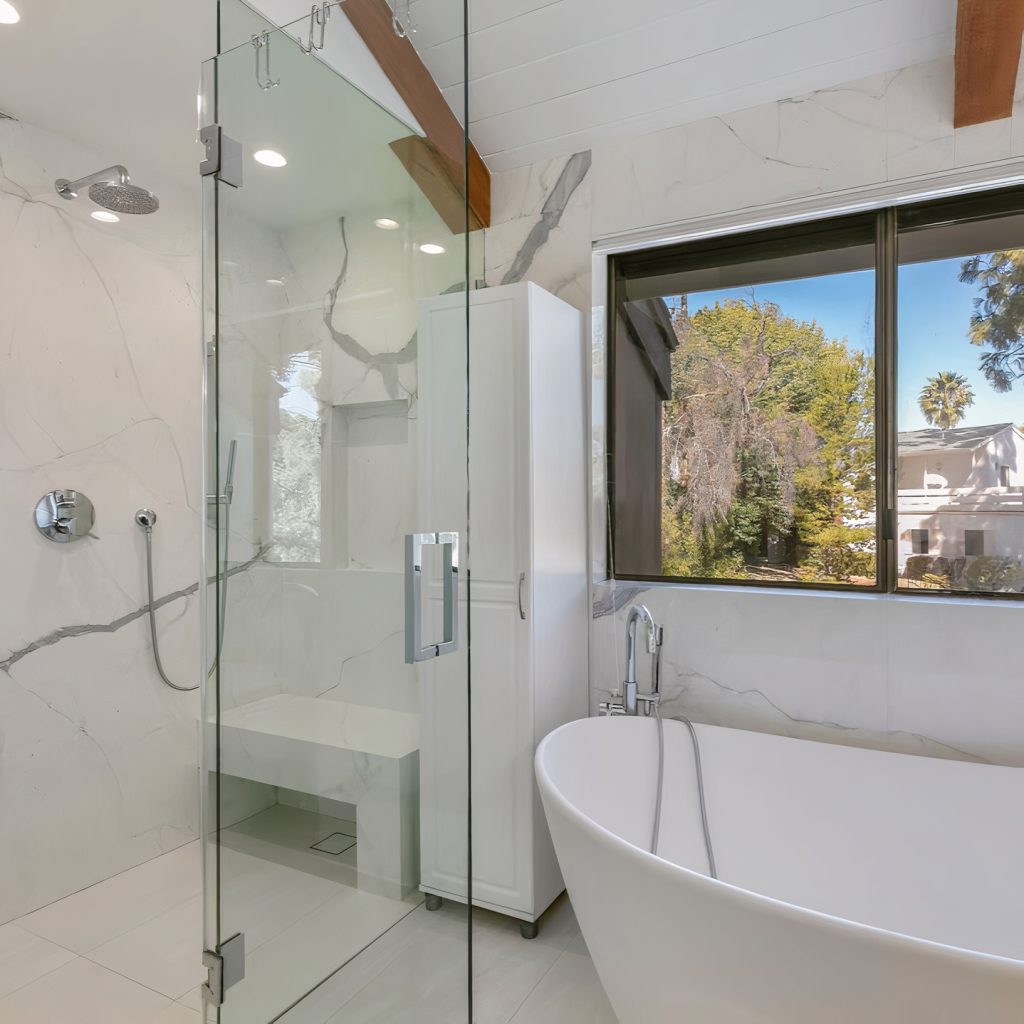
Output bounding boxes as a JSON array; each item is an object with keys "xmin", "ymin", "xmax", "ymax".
[{"xmin": 416, "ymin": 281, "xmax": 589, "ymax": 937}]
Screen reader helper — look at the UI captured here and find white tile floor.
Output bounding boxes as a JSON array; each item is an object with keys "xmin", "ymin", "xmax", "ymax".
[{"xmin": 0, "ymin": 832, "xmax": 617, "ymax": 1023}]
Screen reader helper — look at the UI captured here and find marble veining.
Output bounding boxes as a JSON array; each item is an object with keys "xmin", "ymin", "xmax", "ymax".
[
  {"xmin": 0, "ymin": 116, "xmax": 203, "ymax": 922},
  {"xmin": 323, "ymin": 218, "xmax": 415, "ymax": 400},
  {"xmin": 499, "ymin": 150, "xmax": 592, "ymax": 287},
  {"xmin": 0, "ymin": 545, "xmax": 268, "ymax": 676}
]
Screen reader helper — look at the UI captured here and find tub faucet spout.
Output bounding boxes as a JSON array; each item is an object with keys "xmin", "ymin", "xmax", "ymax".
[{"xmin": 601, "ymin": 604, "xmax": 661, "ymax": 716}]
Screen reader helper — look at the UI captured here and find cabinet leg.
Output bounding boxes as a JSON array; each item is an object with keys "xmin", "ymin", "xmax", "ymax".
[
  {"xmin": 519, "ymin": 920, "xmax": 539, "ymax": 940},
  {"xmin": 424, "ymin": 893, "xmax": 443, "ymax": 912}
]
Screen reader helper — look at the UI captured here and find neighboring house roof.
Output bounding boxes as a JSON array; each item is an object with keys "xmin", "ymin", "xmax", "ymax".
[{"xmin": 898, "ymin": 423, "xmax": 1016, "ymax": 455}]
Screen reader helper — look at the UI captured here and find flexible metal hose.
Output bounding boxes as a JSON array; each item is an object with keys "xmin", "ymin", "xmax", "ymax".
[
  {"xmin": 142, "ymin": 524, "xmax": 198, "ymax": 692},
  {"xmin": 650, "ymin": 645, "xmax": 717, "ymax": 878},
  {"xmin": 139, "ymin": 500, "xmax": 230, "ymax": 692}
]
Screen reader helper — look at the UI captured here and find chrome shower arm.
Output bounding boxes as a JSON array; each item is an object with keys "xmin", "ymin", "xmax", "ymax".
[{"xmin": 55, "ymin": 165, "xmax": 130, "ymax": 200}]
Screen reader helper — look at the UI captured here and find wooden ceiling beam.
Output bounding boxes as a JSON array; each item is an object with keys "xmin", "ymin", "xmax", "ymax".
[
  {"xmin": 954, "ymin": 0, "xmax": 1024, "ymax": 129},
  {"xmin": 342, "ymin": 0, "xmax": 490, "ymax": 229}
]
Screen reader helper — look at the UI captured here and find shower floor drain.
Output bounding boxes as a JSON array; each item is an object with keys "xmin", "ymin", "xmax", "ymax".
[{"xmin": 311, "ymin": 832, "xmax": 357, "ymax": 856}]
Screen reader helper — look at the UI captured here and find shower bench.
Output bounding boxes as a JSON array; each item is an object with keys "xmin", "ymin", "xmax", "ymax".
[{"xmin": 215, "ymin": 694, "xmax": 419, "ymax": 899}]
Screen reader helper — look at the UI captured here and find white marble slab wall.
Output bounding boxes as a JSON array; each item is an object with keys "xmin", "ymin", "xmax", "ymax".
[
  {"xmin": 0, "ymin": 117, "xmax": 203, "ymax": 922},
  {"xmin": 483, "ymin": 56, "xmax": 1024, "ymax": 768}
]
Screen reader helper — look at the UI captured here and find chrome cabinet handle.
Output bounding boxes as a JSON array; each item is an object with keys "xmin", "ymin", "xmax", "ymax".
[
  {"xmin": 518, "ymin": 572, "xmax": 526, "ymax": 620},
  {"xmin": 405, "ymin": 532, "xmax": 459, "ymax": 663}
]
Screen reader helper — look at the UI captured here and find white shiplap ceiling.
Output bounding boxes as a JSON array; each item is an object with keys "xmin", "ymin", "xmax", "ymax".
[
  {"xmin": 0, "ymin": 0, "xmax": 960, "ymax": 191},
  {"xmin": 410, "ymin": 0, "xmax": 958, "ymax": 172}
]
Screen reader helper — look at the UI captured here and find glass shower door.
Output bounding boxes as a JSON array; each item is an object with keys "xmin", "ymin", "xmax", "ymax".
[{"xmin": 200, "ymin": 4, "xmax": 474, "ymax": 1020}]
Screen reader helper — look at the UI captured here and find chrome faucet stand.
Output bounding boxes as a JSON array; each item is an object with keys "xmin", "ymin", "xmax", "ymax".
[{"xmin": 600, "ymin": 604, "xmax": 663, "ymax": 716}]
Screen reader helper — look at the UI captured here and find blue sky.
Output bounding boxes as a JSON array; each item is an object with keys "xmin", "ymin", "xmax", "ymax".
[{"xmin": 680, "ymin": 258, "xmax": 1024, "ymax": 432}]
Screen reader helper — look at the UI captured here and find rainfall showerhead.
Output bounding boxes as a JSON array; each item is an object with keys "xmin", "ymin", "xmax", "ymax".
[{"xmin": 55, "ymin": 165, "xmax": 160, "ymax": 215}]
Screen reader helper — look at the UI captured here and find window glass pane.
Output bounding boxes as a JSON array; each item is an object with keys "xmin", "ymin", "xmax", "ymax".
[
  {"xmin": 269, "ymin": 349, "xmax": 323, "ymax": 563},
  {"xmin": 615, "ymin": 227, "xmax": 877, "ymax": 586},
  {"xmin": 897, "ymin": 217, "xmax": 1024, "ymax": 594}
]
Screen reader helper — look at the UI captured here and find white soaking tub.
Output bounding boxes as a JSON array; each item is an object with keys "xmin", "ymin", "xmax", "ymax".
[{"xmin": 536, "ymin": 715, "xmax": 1024, "ymax": 1023}]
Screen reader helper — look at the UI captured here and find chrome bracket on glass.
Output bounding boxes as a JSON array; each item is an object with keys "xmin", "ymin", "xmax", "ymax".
[
  {"xmin": 405, "ymin": 532, "xmax": 458, "ymax": 663},
  {"xmin": 199, "ymin": 125, "xmax": 243, "ymax": 188},
  {"xmin": 34, "ymin": 489, "xmax": 95, "ymax": 543},
  {"xmin": 201, "ymin": 932, "xmax": 245, "ymax": 1007},
  {"xmin": 252, "ymin": 30, "xmax": 281, "ymax": 91}
]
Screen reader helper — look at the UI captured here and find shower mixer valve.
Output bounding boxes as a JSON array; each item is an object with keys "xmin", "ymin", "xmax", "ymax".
[{"xmin": 34, "ymin": 489, "xmax": 95, "ymax": 543}]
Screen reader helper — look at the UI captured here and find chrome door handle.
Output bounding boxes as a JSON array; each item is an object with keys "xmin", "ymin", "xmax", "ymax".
[
  {"xmin": 518, "ymin": 572, "xmax": 526, "ymax": 620},
  {"xmin": 405, "ymin": 532, "xmax": 459, "ymax": 663}
]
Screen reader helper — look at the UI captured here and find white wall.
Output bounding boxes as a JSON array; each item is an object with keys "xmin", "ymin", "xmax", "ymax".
[
  {"xmin": 0, "ymin": 117, "xmax": 203, "ymax": 922},
  {"xmin": 483, "ymin": 56, "xmax": 1024, "ymax": 767}
]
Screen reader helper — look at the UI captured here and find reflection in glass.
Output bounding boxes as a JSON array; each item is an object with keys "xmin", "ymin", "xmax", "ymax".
[{"xmin": 271, "ymin": 350, "xmax": 322, "ymax": 564}]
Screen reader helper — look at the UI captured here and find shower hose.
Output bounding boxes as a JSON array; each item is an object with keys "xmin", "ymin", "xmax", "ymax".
[
  {"xmin": 650, "ymin": 642, "xmax": 717, "ymax": 878},
  {"xmin": 138, "ymin": 501, "xmax": 230, "ymax": 693}
]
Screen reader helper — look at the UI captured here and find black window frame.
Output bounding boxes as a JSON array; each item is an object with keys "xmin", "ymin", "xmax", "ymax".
[{"xmin": 606, "ymin": 186, "xmax": 1024, "ymax": 601}]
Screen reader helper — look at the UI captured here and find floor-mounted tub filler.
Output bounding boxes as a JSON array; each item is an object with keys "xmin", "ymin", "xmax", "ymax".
[{"xmin": 536, "ymin": 716, "xmax": 1024, "ymax": 1023}]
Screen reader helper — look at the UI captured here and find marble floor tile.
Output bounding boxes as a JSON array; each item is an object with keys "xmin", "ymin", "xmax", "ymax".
[
  {"xmin": 508, "ymin": 951, "xmax": 617, "ymax": 1024},
  {"xmin": 278, "ymin": 903, "xmax": 436, "ymax": 1024},
  {"xmin": 219, "ymin": 846, "xmax": 352, "ymax": 953},
  {"xmin": 151, "ymin": 1003, "xmax": 202, "ymax": 1023},
  {"xmin": 281, "ymin": 895, "xmax": 607, "ymax": 1024},
  {"xmin": 176, "ymin": 986, "xmax": 204, "ymax": 1012},
  {"xmin": 86, "ymin": 894, "xmax": 204, "ymax": 1000},
  {"xmin": 17, "ymin": 842, "xmax": 200, "ymax": 954},
  {"xmin": 309, "ymin": 903, "xmax": 564, "ymax": 1024},
  {"xmin": 0, "ymin": 957, "xmax": 172, "ymax": 1023},
  {"xmin": 224, "ymin": 883, "xmax": 419, "ymax": 1022},
  {"xmin": 3, "ymin": 830, "xmax": 612, "ymax": 1024},
  {"xmin": 0, "ymin": 923, "xmax": 75, "ymax": 999}
]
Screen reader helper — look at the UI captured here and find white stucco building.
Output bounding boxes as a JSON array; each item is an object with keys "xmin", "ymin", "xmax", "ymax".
[{"xmin": 897, "ymin": 422, "xmax": 1024, "ymax": 582}]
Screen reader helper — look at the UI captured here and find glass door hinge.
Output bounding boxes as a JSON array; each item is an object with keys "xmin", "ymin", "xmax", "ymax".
[
  {"xmin": 199, "ymin": 125, "xmax": 243, "ymax": 188},
  {"xmin": 202, "ymin": 932, "xmax": 245, "ymax": 1007}
]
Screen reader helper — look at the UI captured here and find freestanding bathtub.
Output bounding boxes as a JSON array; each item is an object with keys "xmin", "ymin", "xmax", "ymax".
[{"xmin": 536, "ymin": 716, "xmax": 1024, "ymax": 1023}]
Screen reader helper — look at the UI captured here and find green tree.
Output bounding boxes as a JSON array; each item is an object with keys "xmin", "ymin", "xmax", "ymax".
[
  {"xmin": 662, "ymin": 298, "xmax": 875, "ymax": 582},
  {"xmin": 959, "ymin": 249, "xmax": 1024, "ymax": 391},
  {"xmin": 917, "ymin": 370, "xmax": 975, "ymax": 430}
]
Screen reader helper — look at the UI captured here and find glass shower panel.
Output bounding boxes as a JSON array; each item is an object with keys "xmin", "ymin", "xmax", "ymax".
[{"xmin": 201, "ymin": 4, "xmax": 476, "ymax": 1020}]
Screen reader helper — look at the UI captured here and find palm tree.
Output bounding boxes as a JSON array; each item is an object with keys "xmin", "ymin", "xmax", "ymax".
[{"xmin": 918, "ymin": 371, "xmax": 975, "ymax": 431}]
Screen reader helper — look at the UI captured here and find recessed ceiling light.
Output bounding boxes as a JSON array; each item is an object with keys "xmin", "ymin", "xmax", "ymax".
[
  {"xmin": 254, "ymin": 149, "xmax": 287, "ymax": 168},
  {"xmin": 0, "ymin": 1, "xmax": 20, "ymax": 25},
  {"xmin": 266, "ymin": 278, "xmax": 286, "ymax": 286},
  {"xmin": 375, "ymin": 218, "xmax": 400, "ymax": 230},
  {"xmin": 419, "ymin": 243, "xmax": 446, "ymax": 255},
  {"xmin": 91, "ymin": 210, "xmax": 120, "ymax": 223}
]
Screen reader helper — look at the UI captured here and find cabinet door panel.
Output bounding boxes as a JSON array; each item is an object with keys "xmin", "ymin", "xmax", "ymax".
[
  {"xmin": 468, "ymin": 585, "xmax": 532, "ymax": 909},
  {"xmin": 468, "ymin": 295, "xmax": 527, "ymax": 587}
]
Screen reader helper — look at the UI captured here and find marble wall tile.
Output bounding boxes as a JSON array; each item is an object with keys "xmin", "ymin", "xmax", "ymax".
[
  {"xmin": 593, "ymin": 585, "xmax": 1024, "ymax": 767},
  {"xmin": 884, "ymin": 599, "xmax": 1024, "ymax": 766},
  {"xmin": 0, "ymin": 118, "xmax": 204, "ymax": 923},
  {"xmin": 485, "ymin": 151, "xmax": 593, "ymax": 313},
  {"xmin": 589, "ymin": 58, "xmax": 1024, "ymax": 241},
  {"xmin": 484, "ymin": 55, "xmax": 1024, "ymax": 769}
]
